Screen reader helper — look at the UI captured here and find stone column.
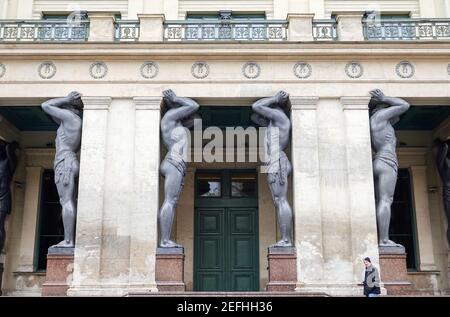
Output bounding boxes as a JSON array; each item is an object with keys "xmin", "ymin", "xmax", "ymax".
[
  {"xmin": 138, "ymin": 14, "xmax": 165, "ymax": 42},
  {"xmin": 341, "ymin": 97, "xmax": 380, "ymax": 283},
  {"xmin": 68, "ymin": 97, "xmax": 111, "ymax": 296},
  {"xmin": 287, "ymin": 14, "xmax": 315, "ymax": 41},
  {"xmin": 87, "ymin": 13, "xmax": 116, "ymax": 42},
  {"xmin": 336, "ymin": 12, "xmax": 365, "ymax": 41},
  {"xmin": 410, "ymin": 165, "xmax": 437, "ymax": 271},
  {"xmin": 290, "ymin": 97, "xmax": 324, "ymax": 292},
  {"xmin": 128, "ymin": 97, "xmax": 162, "ymax": 292},
  {"xmin": 16, "ymin": 166, "xmax": 42, "ymax": 272}
]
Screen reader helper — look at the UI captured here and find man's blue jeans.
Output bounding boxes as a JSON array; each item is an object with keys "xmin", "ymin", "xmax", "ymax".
[{"xmin": 368, "ymin": 293, "xmax": 379, "ymax": 297}]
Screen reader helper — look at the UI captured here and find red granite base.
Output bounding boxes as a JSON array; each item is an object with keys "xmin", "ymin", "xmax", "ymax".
[
  {"xmin": 266, "ymin": 247, "xmax": 297, "ymax": 292},
  {"xmin": 156, "ymin": 249, "xmax": 185, "ymax": 292},
  {"xmin": 379, "ymin": 252, "xmax": 412, "ymax": 295},
  {"xmin": 41, "ymin": 252, "xmax": 74, "ymax": 296}
]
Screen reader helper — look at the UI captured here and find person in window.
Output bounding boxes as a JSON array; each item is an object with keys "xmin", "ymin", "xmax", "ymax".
[{"xmin": 363, "ymin": 257, "xmax": 381, "ymax": 297}]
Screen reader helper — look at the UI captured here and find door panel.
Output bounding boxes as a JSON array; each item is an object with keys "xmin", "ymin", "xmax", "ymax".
[{"xmin": 230, "ymin": 272, "xmax": 255, "ymax": 291}]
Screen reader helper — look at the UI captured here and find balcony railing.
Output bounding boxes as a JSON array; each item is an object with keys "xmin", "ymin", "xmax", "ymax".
[
  {"xmin": 363, "ymin": 18, "xmax": 450, "ymax": 40},
  {"xmin": 164, "ymin": 20, "xmax": 288, "ymax": 41},
  {"xmin": 0, "ymin": 20, "xmax": 89, "ymax": 42},
  {"xmin": 115, "ymin": 20, "xmax": 140, "ymax": 41},
  {"xmin": 1, "ymin": 17, "xmax": 450, "ymax": 43},
  {"xmin": 312, "ymin": 20, "xmax": 338, "ymax": 41}
]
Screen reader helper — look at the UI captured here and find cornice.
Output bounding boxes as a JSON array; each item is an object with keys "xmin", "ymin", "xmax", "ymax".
[{"xmin": 1, "ymin": 42, "xmax": 450, "ymax": 59}]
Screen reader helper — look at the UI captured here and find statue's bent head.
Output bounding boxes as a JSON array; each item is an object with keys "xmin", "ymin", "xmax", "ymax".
[{"xmin": 63, "ymin": 91, "xmax": 83, "ymax": 116}]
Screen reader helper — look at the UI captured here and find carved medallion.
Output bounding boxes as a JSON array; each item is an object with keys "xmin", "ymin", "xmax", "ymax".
[
  {"xmin": 395, "ymin": 61, "xmax": 414, "ymax": 79},
  {"xmin": 191, "ymin": 62, "xmax": 209, "ymax": 79},
  {"xmin": 242, "ymin": 62, "xmax": 261, "ymax": 79},
  {"xmin": 0, "ymin": 63, "xmax": 5, "ymax": 78},
  {"xmin": 89, "ymin": 61, "xmax": 108, "ymax": 79},
  {"xmin": 140, "ymin": 61, "xmax": 159, "ymax": 79},
  {"xmin": 38, "ymin": 61, "xmax": 56, "ymax": 79},
  {"xmin": 293, "ymin": 62, "xmax": 312, "ymax": 79},
  {"xmin": 345, "ymin": 61, "xmax": 363, "ymax": 79}
]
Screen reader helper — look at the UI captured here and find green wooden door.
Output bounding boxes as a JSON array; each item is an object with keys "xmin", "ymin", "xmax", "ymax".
[{"xmin": 194, "ymin": 170, "xmax": 259, "ymax": 291}]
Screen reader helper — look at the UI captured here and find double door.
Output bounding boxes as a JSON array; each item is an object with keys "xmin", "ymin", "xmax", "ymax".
[{"xmin": 194, "ymin": 170, "xmax": 259, "ymax": 291}]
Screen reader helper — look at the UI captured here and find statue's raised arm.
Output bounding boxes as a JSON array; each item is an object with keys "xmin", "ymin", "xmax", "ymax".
[
  {"xmin": 41, "ymin": 91, "xmax": 83, "ymax": 126},
  {"xmin": 251, "ymin": 91, "xmax": 289, "ymax": 124},
  {"xmin": 162, "ymin": 89, "xmax": 200, "ymax": 123},
  {"xmin": 369, "ymin": 89, "xmax": 410, "ymax": 124}
]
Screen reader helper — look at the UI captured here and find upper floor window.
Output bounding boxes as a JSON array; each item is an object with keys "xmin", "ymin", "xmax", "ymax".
[{"xmin": 186, "ymin": 11, "xmax": 266, "ymax": 21}]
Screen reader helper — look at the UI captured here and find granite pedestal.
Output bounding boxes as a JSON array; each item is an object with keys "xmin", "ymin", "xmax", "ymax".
[
  {"xmin": 155, "ymin": 247, "xmax": 185, "ymax": 292},
  {"xmin": 41, "ymin": 247, "xmax": 74, "ymax": 296},
  {"xmin": 379, "ymin": 246, "xmax": 412, "ymax": 295},
  {"xmin": 266, "ymin": 247, "xmax": 297, "ymax": 291}
]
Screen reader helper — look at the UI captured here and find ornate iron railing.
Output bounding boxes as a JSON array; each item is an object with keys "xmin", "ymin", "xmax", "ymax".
[
  {"xmin": 114, "ymin": 20, "xmax": 140, "ymax": 41},
  {"xmin": 164, "ymin": 20, "xmax": 288, "ymax": 41},
  {"xmin": 363, "ymin": 18, "xmax": 450, "ymax": 40},
  {"xmin": 312, "ymin": 20, "xmax": 338, "ymax": 41},
  {"xmin": 0, "ymin": 20, "xmax": 89, "ymax": 42}
]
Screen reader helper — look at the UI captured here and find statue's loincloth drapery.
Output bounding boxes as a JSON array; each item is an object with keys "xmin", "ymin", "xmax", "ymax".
[
  {"xmin": 165, "ymin": 151, "xmax": 187, "ymax": 177},
  {"xmin": 374, "ymin": 149, "xmax": 398, "ymax": 174},
  {"xmin": 164, "ymin": 151, "xmax": 187, "ymax": 199},
  {"xmin": 54, "ymin": 151, "xmax": 78, "ymax": 185},
  {"xmin": 264, "ymin": 151, "xmax": 291, "ymax": 185},
  {"xmin": 0, "ymin": 190, "xmax": 11, "ymax": 214}
]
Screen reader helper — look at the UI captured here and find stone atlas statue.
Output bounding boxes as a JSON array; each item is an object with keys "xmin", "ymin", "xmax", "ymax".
[
  {"xmin": 369, "ymin": 89, "xmax": 410, "ymax": 250},
  {"xmin": 0, "ymin": 140, "xmax": 18, "ymax": 253},
  {"xmin": 434, "ymin": 138, "xmax": 450, "ymax": 247},
  {"xmin": 159, "ymin": 89, "xmax": 199, "ymax": 248},
  {"xmin": 252, "ymin": 91, "xmax": 293, "ymax": 247},
  {"xmin": 41, "ymin": 91, "xmax": 83, "ymax": 248}
]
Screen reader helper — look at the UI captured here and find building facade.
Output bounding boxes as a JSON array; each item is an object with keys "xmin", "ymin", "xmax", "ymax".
[{"xmin": 0, "ymin": 0, "xmax": 449, "ymax": 296}]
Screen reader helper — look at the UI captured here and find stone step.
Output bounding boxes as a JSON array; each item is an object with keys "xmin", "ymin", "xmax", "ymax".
[{"xmin": 126, "ymin": 291, "xmax": 330, "ymax": 297}]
